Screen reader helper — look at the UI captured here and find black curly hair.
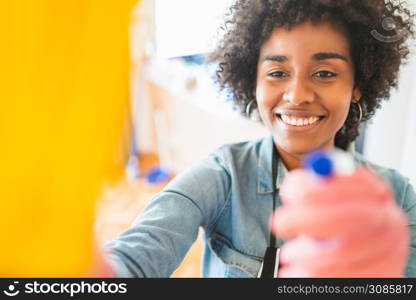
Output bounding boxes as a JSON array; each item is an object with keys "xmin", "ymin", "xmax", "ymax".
[{"xmin": 208, "ymin": 0, "xmax": 415, "ymax": 149}]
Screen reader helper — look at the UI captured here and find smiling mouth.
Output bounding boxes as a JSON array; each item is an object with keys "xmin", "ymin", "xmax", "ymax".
[{"xmin": 276, "ymin": 114, "xmax": 325, "ymax": 127}]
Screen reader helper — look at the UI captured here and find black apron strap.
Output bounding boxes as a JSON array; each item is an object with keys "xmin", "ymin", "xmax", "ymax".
[{"xmin": 259, "ymin": 141, "xmax": 280, "ymax": 278}]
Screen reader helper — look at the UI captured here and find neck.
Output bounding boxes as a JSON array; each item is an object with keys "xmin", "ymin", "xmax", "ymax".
[{"xmin": 276, "ymin": 147, "xmax": 303, "ymax": 171}]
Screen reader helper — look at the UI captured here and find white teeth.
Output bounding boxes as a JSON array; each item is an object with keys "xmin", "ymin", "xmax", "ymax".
[{"xmin": 279, "ymin": 114, "xmax": 320, "ymax": 126}]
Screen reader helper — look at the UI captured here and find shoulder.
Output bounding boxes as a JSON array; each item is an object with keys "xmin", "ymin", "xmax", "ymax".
[
  {"xmin": 353, "ymin": 152, "xmax": 415, "ymax": 210},
  {"xmin": 211, "ymin": 136, "xmax": 267, "ymax": 168},
  {"xmin": 165, "ymin": 136, "xmax": 267, "ymax": 192},
  {"xmin": 215, "ymin": 137, "xmax": 265, "ymax": 156}
]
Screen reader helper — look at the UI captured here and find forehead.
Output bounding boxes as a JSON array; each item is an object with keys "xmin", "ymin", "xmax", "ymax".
[{"xmin": 260, "ymin": 21, "xmax": 351, "ymax": 59}]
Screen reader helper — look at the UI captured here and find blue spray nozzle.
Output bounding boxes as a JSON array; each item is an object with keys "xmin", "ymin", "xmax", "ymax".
[
  {"xmin": 304, "ymin": 151, "xmax": 333, "ymax": 177},
  {"xmin": 303, "ymin": 149, "xmax": 355, "ymax": 177}
]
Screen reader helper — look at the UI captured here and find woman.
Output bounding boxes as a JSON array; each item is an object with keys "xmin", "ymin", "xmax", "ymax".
[{"xmin": 104, "ymin": 0, "xmax": 416, "ymax": 277}]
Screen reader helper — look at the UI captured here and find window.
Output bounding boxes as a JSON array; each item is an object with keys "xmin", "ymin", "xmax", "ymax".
[{"xmin": 155, "ymin": 0, "xmax": 234, "ymax": 58}]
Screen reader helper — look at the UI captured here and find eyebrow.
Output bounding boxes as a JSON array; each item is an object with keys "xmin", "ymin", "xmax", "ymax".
[
  {"xmin": 263, "ymin": 55, "xmax": 288, "ymax": 63},
  {"xmin": 263, "ymin": 52, "xmax": 348, "ymax": 63},
  {"xmin": 312, "ymin": 52, "xmax": 348, "ymax": 62}
]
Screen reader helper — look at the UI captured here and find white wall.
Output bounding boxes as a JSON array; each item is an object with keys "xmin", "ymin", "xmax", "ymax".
[{"xmin": 364, "ymin": 54, "xmax": 416, "ymax": 186}]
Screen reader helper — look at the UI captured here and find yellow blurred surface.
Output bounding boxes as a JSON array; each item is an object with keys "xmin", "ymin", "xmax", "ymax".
[{"xmin": 0, "ymin": 0, "xmax": 137, "ymax": 276}]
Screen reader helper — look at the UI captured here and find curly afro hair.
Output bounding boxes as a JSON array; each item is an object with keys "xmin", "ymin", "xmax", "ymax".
[{"xmin": 208, "ymin": 0, "xmax": 415, "ymax": 149}]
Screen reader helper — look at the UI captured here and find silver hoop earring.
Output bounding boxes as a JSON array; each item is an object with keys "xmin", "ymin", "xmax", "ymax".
[
  {"xmin": 356, "ymin": 101, "xmax": 363, "ymax": 123},
  {"xmin": 246, "ymin": 100, "xmax": 261, "ymax": 122}
]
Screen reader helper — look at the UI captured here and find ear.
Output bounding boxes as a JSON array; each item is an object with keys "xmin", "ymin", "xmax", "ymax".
[{"xmin": 352, "ymin": 87, "xmax": 362, "ymax": 103}]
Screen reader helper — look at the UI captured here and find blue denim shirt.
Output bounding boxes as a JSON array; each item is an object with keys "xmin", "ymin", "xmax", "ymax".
[{"xmin": 104, "ymin": 135, "xmax": 416, "ymax": 277}]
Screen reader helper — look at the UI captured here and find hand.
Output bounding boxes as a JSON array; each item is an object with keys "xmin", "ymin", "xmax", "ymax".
[{"xmin": 272, "ymin": 167, "xmax": 409, "ymax": 277}]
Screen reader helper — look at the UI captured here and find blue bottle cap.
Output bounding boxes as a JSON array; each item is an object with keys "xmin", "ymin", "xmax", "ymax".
[{"xmin": 304, "ymin": 151, "xmax": 333, "ymax": 177}]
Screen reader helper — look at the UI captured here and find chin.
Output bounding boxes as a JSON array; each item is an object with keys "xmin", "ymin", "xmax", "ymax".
[{"xmin": 277, "ymin": 139, "xmax": 324, "ymax": 156}]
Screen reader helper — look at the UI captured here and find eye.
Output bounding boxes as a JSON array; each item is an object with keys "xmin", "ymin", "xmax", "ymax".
[
  {"xmin": 268, "ymin": 71, "xmax": 288, "ymax": 78},
  {"xmin": 314, "ymin": 71, "xmax": 338, "ymax": 79}
]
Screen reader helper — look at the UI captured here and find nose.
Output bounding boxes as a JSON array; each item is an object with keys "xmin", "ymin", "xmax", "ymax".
[{"xmin": 283, "ymin": 76, "xmax": 315, "ymax": 106}]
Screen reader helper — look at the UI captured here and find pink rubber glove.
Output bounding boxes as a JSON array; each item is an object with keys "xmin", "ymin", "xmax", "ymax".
[
  {"xmin": 272, "ymin": 167, "xmax": 410, "ymax": 277},
  {"xmin": 85, "ymin": 241, "xmax": 116, "ymax": 277}
]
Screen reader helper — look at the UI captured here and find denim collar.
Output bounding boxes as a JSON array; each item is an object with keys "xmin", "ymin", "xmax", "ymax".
[{"xmin": 257, "ymin": 135, "xmax": 287, "ymax": 194}]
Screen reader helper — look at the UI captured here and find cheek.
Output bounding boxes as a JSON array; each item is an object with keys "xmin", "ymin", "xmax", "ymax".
[
  {"xmin": 255, "ymin": 84, "xmax": 266, "ymax": 106},
  {"xmin": 256, "ymin": 83, "xmax": 279, "ymax": 112},
  {"xmin": 256, "ymin": 86, "xmax": 277, "ymax": 126},
  {"xmin": 329, "ymin": 100, "xmax": 352, "ymax": 129}
]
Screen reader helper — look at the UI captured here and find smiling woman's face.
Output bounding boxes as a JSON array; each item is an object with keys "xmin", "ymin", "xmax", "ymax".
[{"xmin": 256, "ymin": 21, "xmax": 361, "ymax": 169}]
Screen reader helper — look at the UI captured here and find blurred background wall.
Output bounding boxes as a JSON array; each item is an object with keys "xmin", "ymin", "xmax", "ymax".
[{"xmin": 134, "ymin": 0, "xmax": 268, "ymax": 175}]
